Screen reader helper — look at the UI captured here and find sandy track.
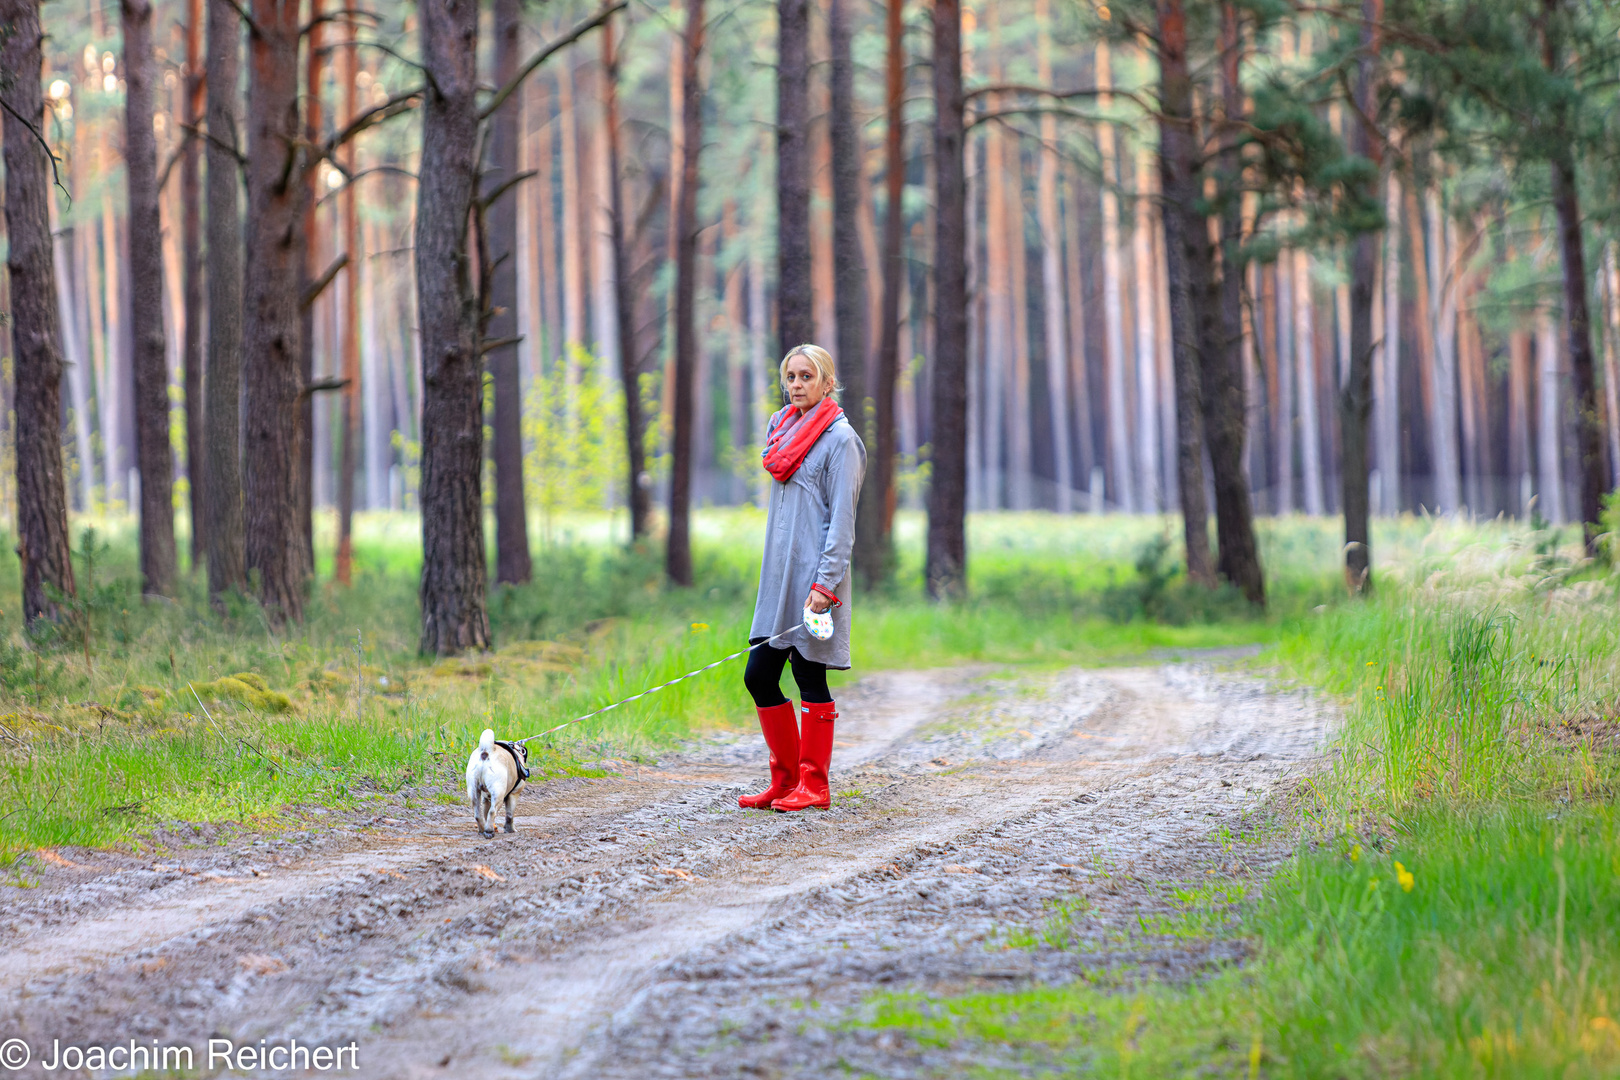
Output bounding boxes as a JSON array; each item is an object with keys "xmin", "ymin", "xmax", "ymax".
[{"xmin": 0, "ymin": 660, "xmax": 1332, "ymax": 1078}]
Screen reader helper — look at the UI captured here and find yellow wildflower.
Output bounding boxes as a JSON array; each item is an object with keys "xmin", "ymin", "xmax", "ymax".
[
  {"xmin": 1395, "ymin": 861, "xmax": 1414, "ymax": 892},
  {"xmin": 690, "ymin": 623, "xmax": 710, "ymax": 632},
  {"xmin": 1349, "ymin": 844, "xmax": 1362, "ymax": 864}
]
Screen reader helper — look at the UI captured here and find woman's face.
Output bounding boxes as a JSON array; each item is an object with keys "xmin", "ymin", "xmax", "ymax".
[{"xmin": 783, "ymin": 355, "xmax": 827, "ymax": 411}]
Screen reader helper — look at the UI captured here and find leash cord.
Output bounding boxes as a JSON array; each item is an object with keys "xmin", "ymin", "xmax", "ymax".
[{"xmin": 514, "ymin": 622, "xmax": 806, "ymax": 745}]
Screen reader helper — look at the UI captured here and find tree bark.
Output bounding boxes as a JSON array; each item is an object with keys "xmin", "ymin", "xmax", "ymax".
[
  {"xmin": 925, "ymin": 0, "xmax": 967, "ymax": 598},
  {"xmin": 868, "ymin": 0, "xmax": 904, "ymax": 549},
  {"xmin": 1206, "ymin": 1, "xmax": 1264, "ymax": 605},
  {"xmin": 1508, "ymin": 325, "xmax": 1531, "ymax": 512},
  {"xmin": 416, "ymin": 0, "xmax": 489, "ymax": 654},
  {"xmin": 299, "ymin": 0, "xmax": 322, "ymax": 577},
  {"xmin": 99, "ymin": 188, "xmax": 128, "ymax": 507},
  {"xmin": 484, "ymin": 0, "xmax": 533, "ymax": 582},
  {"xmin": 830, "ymin": 0, "xmax": 880, "ymax": 587},
  {"xmin": 205, "ymin": 0, "xmax": 247, "ymax": 599},
  {"xmin": 183, "ymin": 0, "xmax": 206, "ymax": 565},
  {"xmin": 1542, "ymin": 0, "xmax": 1605, "ymax": 547},
  {"xmin": 243, "ymin": 0, "xmax": 308, "ymax": 622},
  {"xmin": 777, "ymin": 0, "xmax": 812, "ymax": 350},
  {"xmin": 1536, "ymin": 300, "xmax": 1563, "ymax": 523},
  {"xmin": 2, "ymin": 0, "xmax": 77, "ymax": 623},
  {"xmin": 337, "ymin": 20, "xmax": 364, "ymax": 586},
  {"xmin": 1035, "ymin": 0, "xmax": 1070, "ymax": 513},
  {"xmin": 603, "ymin": 15, "xmax": 650, "ymax": 541},
  {"xmin": 666, "ymin": 0, "xmax": 704, "ymax": 587},
  {"xmin": 1096, "ymin": 43, "xmax": 1132, "ymax": 512},
  {"xmin": 1378, "ymin": 168, "xmax": 1401, "ymax": 515},
  {"xmin": 1132, "ymin": 144, "xmax": 1161, "ymax": 513},
  {"xmin": 1341, "ymin": 0, "xmax": 1381, "ymax": 590},
  {"xmin": 1603, "ymin": 242, "xmax": 1620, "ymax": 488},
  {"xmin": 1155, "ymin": 0, "xmax": 1212, "ymax": 586},
  {"xmin": 124, "ymin": 0, "xmax": 178, "ymax": 598}
]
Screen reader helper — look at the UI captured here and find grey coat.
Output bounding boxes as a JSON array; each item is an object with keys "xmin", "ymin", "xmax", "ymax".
[{"xmin": 749, "ymin": 412, "xmax": 867, "ymax": 669}]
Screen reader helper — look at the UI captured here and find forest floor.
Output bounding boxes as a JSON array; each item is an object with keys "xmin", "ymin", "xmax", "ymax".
[{"xmin": 0, "ymin": 652, "xmax": 1333, "ymax": 1079}]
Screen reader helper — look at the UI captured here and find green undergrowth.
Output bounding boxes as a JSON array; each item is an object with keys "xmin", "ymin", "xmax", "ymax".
[
  {"xmin": 866, "ymin": 802, "xmax": 1620, "ymax": 1078},
  {"xmin": 857, "ymin": 520, "xmax": 1620, "ymax": 1077}
]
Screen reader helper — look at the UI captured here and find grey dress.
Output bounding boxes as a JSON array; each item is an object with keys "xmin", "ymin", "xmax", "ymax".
[{"xmin": 748, "ymin": 411, "xmax": 867, "ymax": 669}]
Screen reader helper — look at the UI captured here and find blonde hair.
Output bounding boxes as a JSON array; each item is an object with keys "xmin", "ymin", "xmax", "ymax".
[{"xmin": 778, "ymin": 344, "xmax": 840, "ymax": 398}]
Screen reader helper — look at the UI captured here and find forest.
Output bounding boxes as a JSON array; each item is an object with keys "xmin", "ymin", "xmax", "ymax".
[
  {"xmin": 6, "ymin": 0, "xmax": 1620, "ymax": 1072},
  {"xmin": 3, "ymin": 0, "xmax": 1618, "ymax": 655}
]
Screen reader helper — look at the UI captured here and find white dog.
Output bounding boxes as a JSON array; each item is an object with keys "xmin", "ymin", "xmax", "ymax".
[{"xmin": 465, "ymin": 729, "xmax": 529, "ymax": 839}]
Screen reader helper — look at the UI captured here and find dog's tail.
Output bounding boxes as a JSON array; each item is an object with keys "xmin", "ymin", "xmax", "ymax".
[{"xmin": 479, "ymin": 728, "xmax": 495, "ymax": 755}]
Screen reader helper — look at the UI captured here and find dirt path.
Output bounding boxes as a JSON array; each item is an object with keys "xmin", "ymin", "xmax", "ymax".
[{"xmin": 0, "ymin": 660, "xmax": 1332, "ymax": 1078}]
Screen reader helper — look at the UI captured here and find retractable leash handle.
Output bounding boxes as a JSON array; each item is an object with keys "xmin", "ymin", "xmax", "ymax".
[{"xmin": 514, "ymin": 620, "xmax": 811, "ymax": 746}]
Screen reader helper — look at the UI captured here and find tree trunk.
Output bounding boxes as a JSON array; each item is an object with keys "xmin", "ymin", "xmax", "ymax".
[
  {"xmin": 533, "ymin": 77, "xmax": 560, "ymax": 371},
  {"xmin": 1155, "ymin": 0, "xmax": 1212, "ymax": 585},
  {"xmin": 486, "ymin": 0, "xmax": 533, "ymax": 581},
  {"xmin": 124, "ymin": 0, "xmax": 178, "ymax": 598},
  {"xmin": 56, "ymin": 225, "xmax": 96, "ymax": 515},
  {"xmin": 983, "ymin": 80, "xmax": 1007, "ymax": 510},
  {"xmin": 1007, "ymin": 130, "xmax": 1033, "ymax": 513},
  {"xmin": 603, "ymin": 16, "xmax": 650, "ymax": 541},
  {"xmin": 1378, "ymin": 168, "xmax": 1401, "ymax": 514},
  {"xmin": 416, "ymin": 0, "xmax": 489, "ymax": 654},
  {"xmin": 183, "ymin": 0, "xmax": 206, "ymax": 565},
  {"xmin": 665, "ymin": 0, "xmax": 704, "ymax": 587},
  {"xmin": 1341, "ymin": 0, "xmax": 1380, "ymax": 588},
  {"xmin": 1508, "ymin": 326, "xmax": 1531, "ymax": 513},
  {"xmin": 337, "ymin": 24, "xmax": 363, "ymax": 586},
  {"xmin": 1035, "ymin": 0, "xmax": 1070, "ymax": 513},
  {"xmin": 777, "ymin": 0, "xmax": 812, "ymax": 350},
  {"xmin": 99, "ymin": 189, "xmax": 128, "ymax": 507},
  {"xmin": 1431, "ymin": 201, "xmax": 1461, "ymax": 515},
  {"xmin": 829, "ymin": 0, "xmax": 878, "ymax": 586},
  {"xmin": 1294, "ymin": 246, "xmax": 1324, "ymax": 514},
  {"xmin": 299, "ymin": 0, "xmax": 322, "ymax": 577},
  {"xmin": 1132, "ymin": 145, "xmax": 1160, "ymax": 513},
  {"xmin": 1065, "ymin": 165, "xmax": 1094, "ymax": 489},
  {"xmin": 205, "ymin": 0, "xmax": 247, "ymax": 599},
  {"xmin": 1205, "ymin": 1, "xmax": 1264, "ymax": 605},
  {"xmin": 1536, "ymin": 302, "xmax": 1563, "ymax": 523},
  {"xmin": 1603, "ymin": 242, "xmax": 1620, "ymax": 488},
  {"xmin": 925, "ymin": 0, "xmax": 967, "ymax": 598},
  {"xmin": 868, "ymin": 0, "xmax": 904, "ymax": 547},
  {"xmin": 1096, "ymin": 43, "xmax": 1132, "ymax": 512},
  {"xmin": 1542, "ymin": 0, "xmax": 1605, "ymax": 547},
  {"xmin": 558, "ymin": 60, "xmax": 585, "ymax": 352},
  {"xmin": 2, "ymin": 0, "xmax": 77, "ymax": 624},
  {"xmin": 243, "ymin": 0, "xmax": 308, "ymax": 622}
]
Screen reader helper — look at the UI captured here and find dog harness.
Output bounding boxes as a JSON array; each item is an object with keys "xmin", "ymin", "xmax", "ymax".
[{"xmin": 494, "ymin": 740, "xmax": 531, "ymax": 788}]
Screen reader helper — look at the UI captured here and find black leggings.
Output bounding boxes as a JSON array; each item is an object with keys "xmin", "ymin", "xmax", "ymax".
[{"xmin": 744, "ymin": 640, "xmax": 832, "ymax": 707}]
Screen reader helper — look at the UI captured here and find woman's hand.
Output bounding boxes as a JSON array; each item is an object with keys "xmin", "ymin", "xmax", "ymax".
[{"xmin": 805, "ymin": 589, "xmax": 833, "ymax": 615}]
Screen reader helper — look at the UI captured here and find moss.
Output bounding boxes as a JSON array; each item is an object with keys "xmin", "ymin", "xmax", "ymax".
[{"xmin": 195, "ymin": 675, "xmax": 293, "ymax": 714}]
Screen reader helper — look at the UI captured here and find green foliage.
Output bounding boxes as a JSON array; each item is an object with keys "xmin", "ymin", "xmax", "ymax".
[{"xmin": 523, "ymin": 345, "xmax": 626, "ymax": 538}]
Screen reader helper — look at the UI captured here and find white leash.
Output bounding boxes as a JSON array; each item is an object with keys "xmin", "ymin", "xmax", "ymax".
[{"xmin": 514, "ymin": 622, "xmax": 806, "ymax": 745}]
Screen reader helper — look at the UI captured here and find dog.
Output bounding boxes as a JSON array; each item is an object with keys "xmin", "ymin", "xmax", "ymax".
[{"xmin": 465, "ymin": 729, "xmax": 529, "ymax": 839}]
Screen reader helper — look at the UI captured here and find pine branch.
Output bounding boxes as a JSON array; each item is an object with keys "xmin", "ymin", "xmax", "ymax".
[{"xmin": 479, "ymin": 1, "xmax": 627, "ymax": 122}]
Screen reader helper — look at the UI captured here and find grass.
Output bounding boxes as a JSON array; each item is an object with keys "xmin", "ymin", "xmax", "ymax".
[{"xmin": 856, "ymin": 515, "xmax": 1620, "ymax": 1077}]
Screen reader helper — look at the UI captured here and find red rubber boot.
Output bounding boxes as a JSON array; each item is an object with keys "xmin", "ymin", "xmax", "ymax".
[
  {"xmin": 738, "ymin": 702, "xmax": 801, "ymax": 809},
  {"xmin": 772, "ymin": 700, "xmax": 836, "ymax": 811}
]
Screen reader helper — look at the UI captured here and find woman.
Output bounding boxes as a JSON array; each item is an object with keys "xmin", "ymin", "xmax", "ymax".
[{"xmin": 740, "ymin": 344, "xmax": 866, "ymax": 812}]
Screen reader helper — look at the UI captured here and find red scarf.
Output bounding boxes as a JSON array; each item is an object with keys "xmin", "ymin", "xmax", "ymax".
[{"xmin": 762, "ymin": 397, "xmax": 844, "ymax": 482}]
